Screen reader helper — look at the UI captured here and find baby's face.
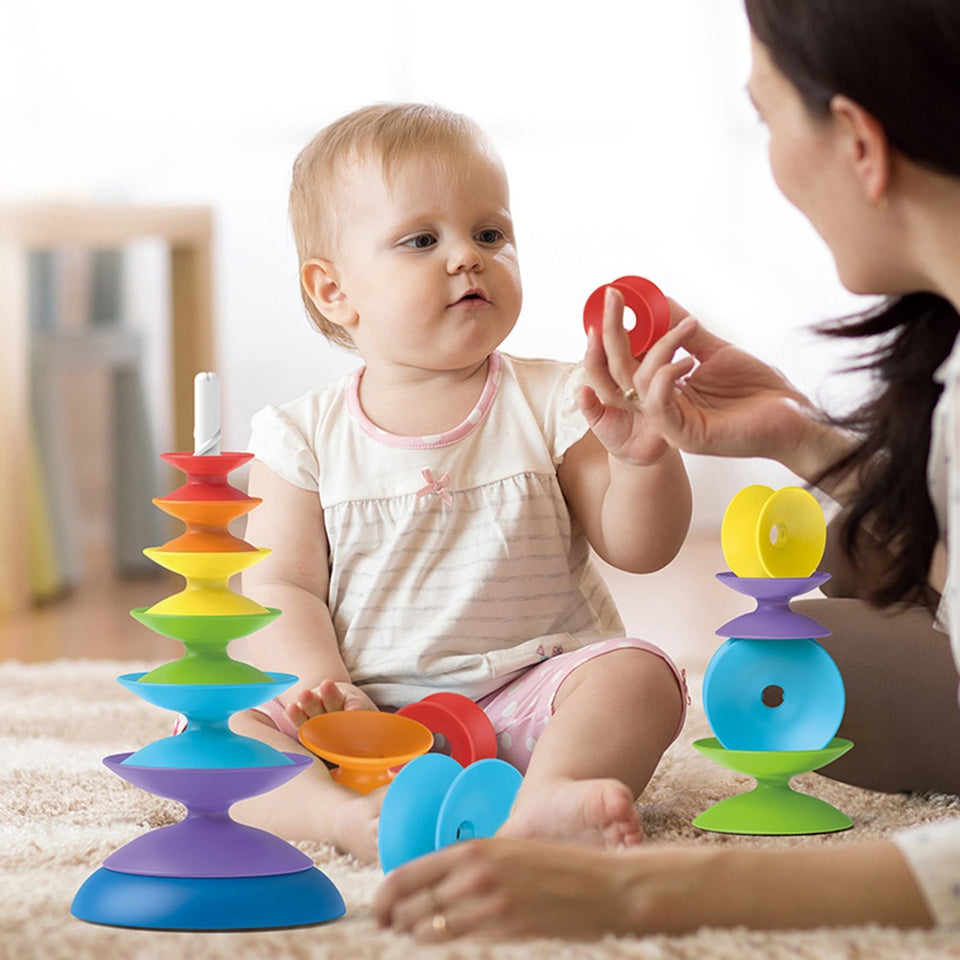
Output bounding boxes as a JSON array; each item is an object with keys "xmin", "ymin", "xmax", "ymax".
[{"xmin": 324, "ymin": 148, "xmax": 522, "ymax": 374}]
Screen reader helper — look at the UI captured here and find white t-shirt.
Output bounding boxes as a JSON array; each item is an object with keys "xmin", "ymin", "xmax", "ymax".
[
  {"xmin": 247, "ymin": 351, "xmax": 625, "ymax": 708},
  {"xmin": 894, "ymin": 335, "xmax": 960, "ymax": 925}
]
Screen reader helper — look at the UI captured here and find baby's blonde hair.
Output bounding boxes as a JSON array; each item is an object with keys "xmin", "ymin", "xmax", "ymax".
[{"xmin": 290, "ymin": 102, "xmax": 496, "ymax": 348}]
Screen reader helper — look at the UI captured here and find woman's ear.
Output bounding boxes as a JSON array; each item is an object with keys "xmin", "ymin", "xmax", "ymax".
[
  {"xmin": 829, "ymin": 94, "xmax": 891, "ymax": 205},
  {"xmin": 301, "ymin": 259, "xmax": 358, "ymax": 328}
]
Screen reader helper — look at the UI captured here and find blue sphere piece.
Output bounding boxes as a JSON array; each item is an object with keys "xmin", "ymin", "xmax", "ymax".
[{"xmin": 703, "ymin": 638, "xmax": 845, "ymax": 751}]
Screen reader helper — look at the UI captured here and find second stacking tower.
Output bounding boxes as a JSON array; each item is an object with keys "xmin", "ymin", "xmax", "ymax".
[
  {"xmin": 72, "ymin": 374, "xmax": 345, "ymax": 930},
  {"xmin": 692, "ymin": 485, "xmax": 854, "ymax": 835}
]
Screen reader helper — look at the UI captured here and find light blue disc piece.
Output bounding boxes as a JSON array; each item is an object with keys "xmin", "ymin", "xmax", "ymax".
[
  {"xmin": 703, "ymin": 638, "xmax": 845, "ymax": 751},
  {"xmin": 378, "ymin": 754, "xmax": 462, "ymax": 873},
  {"xmin": 435, "ymin": 758, "xmax": 522, "ymax": 849}
]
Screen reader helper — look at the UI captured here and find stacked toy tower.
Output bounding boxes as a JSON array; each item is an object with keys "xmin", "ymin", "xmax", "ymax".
[
  {"xmin": 72, "ymin": 373, "xmax": 345, "ymax": 930},
  {"xmin": 692, "ymin": 485, "xmax": 854, "ymax": 835}
]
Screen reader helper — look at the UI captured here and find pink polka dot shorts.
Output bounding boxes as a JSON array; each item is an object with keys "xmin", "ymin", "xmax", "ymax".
[{"xmin": 476, "ymin": 637, "xmax": 688, "ymax": 774}]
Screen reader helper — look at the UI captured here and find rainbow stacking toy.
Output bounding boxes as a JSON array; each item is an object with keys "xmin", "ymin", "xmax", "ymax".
[
  {"xmin": 71, "ymin": 373, "xmax": 345, "ymax": 930},
  {"xmin": 692, "ymin": 485, "xmax": 854, "ymax": 835}
]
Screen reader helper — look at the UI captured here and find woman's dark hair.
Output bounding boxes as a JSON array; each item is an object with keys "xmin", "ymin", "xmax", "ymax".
[{"xmin": 745, "ymin": 0, "xmax": 960, "ymax": 606}]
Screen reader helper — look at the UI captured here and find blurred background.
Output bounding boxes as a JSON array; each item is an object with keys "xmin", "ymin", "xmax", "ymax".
[{"xmin": 1, "ymin": 0, "xmax": 874, "ymax": 616}]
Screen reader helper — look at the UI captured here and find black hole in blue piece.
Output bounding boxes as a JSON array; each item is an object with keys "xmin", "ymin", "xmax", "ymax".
[{"xmin": 761, "ymin": 684, "xmax": 785, "ymax": 708}]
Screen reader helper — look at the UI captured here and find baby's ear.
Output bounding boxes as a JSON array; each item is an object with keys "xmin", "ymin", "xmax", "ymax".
[{"xmin": 301, "ymin": 259, "xmax": 358, "ymax": 328}]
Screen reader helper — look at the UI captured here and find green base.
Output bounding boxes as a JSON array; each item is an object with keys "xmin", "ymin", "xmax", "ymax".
[{"xmin": 692, "ymin": 737, "xmax": 854, "ymax": 836}]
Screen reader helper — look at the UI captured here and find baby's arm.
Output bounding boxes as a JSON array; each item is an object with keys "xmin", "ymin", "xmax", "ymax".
[
  {"xmin": 558, "ymin": 287, "xmax": 692, "ymax": 572},
  {"xmin": 239, "ymin": 460, "xmax": 376, "ymax": 724},
  {"xmin": 559, "ymin": 418, "xmax": 691, "ymax": 574}
]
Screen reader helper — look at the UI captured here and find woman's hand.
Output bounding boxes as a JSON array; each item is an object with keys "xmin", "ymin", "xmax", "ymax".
[
  {"xmin": 580, "ymin": 287, "xmax": 693, "ymax": 466},
  {"xmin": 584, "ymin": 289, "xmax": 828, "ymax": 472},
  {"xmin": 374, "ymin": 838, "xmax": 655, "ymax": 941},
  {"xmin": 283, "ymin": 678, "xmax": 378, "ymax": 729}
]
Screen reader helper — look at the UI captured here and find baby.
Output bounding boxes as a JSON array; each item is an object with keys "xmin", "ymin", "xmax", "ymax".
[{"xmin": 231, "ymin": 103, "xmax": 691, "ymax": 863}]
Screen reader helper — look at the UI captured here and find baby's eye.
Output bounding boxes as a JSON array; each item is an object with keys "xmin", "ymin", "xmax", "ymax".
[
  {"xmin": 475, "ymin": 228, "xmax": 505, "ymax": 245},
  {"xmin": 403, "ymin": 233, "xmax": 437, "ymax": 249}
]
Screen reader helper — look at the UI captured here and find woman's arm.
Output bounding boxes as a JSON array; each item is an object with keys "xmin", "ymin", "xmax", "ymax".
[{"xmin": 373, "ymin": 838, "xmax": 932, "ymax": 942}]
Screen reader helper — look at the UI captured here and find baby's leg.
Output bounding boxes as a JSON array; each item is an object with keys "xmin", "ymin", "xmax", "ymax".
[
  {"xmin": 495, "ymin": 642, "xmax": 685, "ymax": 849},
  {"xmin": 228, "ymin": 708, "xmax": 384, "ymax": 863}
]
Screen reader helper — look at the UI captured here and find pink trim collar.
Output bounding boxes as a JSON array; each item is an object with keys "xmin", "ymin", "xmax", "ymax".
[{"xmin": 346, "ymin": 352, "xmax": 502, "ymax": 450}]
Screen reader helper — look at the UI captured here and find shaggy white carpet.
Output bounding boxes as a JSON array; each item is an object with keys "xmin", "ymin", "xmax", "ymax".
[{"xmin": 3, "ymin": 659, "xmax": 960, "ymax": 959}]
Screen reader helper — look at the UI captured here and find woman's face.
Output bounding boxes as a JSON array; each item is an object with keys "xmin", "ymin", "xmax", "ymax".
[{"xmin": 746, "ymin": 34, "xmax": 899, "ymax": 296}]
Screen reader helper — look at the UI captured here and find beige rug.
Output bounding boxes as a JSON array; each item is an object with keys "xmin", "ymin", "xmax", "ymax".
[{"xmin": 3, "ymin": 659, "xmax": 960, "ymax": 959}]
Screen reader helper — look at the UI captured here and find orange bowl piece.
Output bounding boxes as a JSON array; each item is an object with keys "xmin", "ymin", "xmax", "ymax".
[{"xmin": 299, "ymin": 711, "xmax": 434, "ymax": 794}]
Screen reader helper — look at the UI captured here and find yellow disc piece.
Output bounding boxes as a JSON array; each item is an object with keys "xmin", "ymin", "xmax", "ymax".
[
  {"xmin": 720, "ymin": 485, "xmax": 774, "ymax": 577},
  {"xmin": 756, "ymin": 486, "xmax": 826, "ymax": 578},
  {"xmin": 146, "ymin": 588, "xmax": 270, "ymax": 617}
]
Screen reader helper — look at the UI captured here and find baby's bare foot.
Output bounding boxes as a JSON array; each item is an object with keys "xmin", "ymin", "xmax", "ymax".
[
  {"xmin": 498, "ymin": 777, "xmax": 643, "ymax": 849},
  {"xmin": 332, "ymin": 786, "xmax": 385, "ymax": 863}
]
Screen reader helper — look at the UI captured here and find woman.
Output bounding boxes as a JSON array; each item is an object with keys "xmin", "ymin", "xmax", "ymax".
[{"xmin": 374, "ymin": 0, "xmax": 960, "ymax": 940}]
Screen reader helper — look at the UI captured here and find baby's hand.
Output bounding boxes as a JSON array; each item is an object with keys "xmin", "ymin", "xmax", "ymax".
[{"xmin": 284, "ymin": 678, "xmax": 378, "ymax": 728}]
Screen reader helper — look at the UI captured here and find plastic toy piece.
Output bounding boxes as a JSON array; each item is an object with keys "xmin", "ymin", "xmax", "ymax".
[
  {"xmin": 131, "ymin": 609, "xmax": 280, "ymax": 684},
  {"xmin": 721, "ymin": 484, "xmax": 826, "ymax": 578},
  {"xmin": 71, "ymin": 867, "xmax": 345, "ymax": 931},
  {"xmin": 757, "ymin": 487, "xmax": 827, "ymax": 578},
  {"xmin": 142, "ymin": 549, "xmax": 273, "ymax": 617},
  {"xmin": 714, "ymin": 572, "xmax": 831, "ymax": 639},
  {"xmin": 378, "ymin": 754, "xmax": 523, "ymax": 872},
  {"xmin": 118, "ymin": 672, "xmax": 298, "ymax": 769},
  {"xmin": 583, "ymin": 275, "xmax": 670, "ymax": 357},
  {"xmin": 73, "ymin": 396, "xmax": 347, "ymax": 931},
  {"xmin": 152, "ymin": 499, "xmax": 261, "ymax": 553},
  {"xmin": 160, "ymin": 451, "xmax": 256, "ymax": 501},
  {"xmin": 298, "ymin": 710, "xmax": 434, "ymax": 794},
  {"xmin": 397, "ymin": 691, "xmax": 498, "ymax": 766},
  {"xmin": 102, "ymin": 753, "xmax": 316, "ymax": 877},
  {"xmin": 692, "ymin": 737, "xmax": 854, "ymax": 835},
  {"xmin": 378, "ymin": 753, "xmax": 463, "ymax": 873},
  {"xmin": 702, "ymin": 638, "xmax": 845, "ymax": 751},
  {"xmin": 435, "ymin": 758, "xmax": 522, "ymax": 847},
  {"xmin": 720, "ymin": 484, "xmax": 773, "ymax": 577}
]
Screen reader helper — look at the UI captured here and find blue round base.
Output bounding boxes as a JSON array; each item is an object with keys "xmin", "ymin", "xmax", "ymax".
[{"xmin": 71, "ymin": 866, "xmax": 345, "ymax": 930}]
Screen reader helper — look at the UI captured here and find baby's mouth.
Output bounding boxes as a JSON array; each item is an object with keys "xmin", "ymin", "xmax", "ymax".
[{"xmin": 453, "ymin": 289, "xmax": 489, "ymax": 305}]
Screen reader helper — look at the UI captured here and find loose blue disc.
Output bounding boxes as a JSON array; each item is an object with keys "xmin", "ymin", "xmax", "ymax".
[
  {"xmin": 435, "ymin": 759, "xmax": 522, "ymax": 849},
  {"xmin": 378, "ymin": 754, "xmax": 462, "ymax": 873},
  {"xmin": 703, "ymin": 638, "xmax": 845, "ymax": 751}
]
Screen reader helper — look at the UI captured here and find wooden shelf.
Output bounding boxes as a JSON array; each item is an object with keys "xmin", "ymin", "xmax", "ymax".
[{"xmin": 0, "ymin": 202, "xmax": 215, "ymax": 614}]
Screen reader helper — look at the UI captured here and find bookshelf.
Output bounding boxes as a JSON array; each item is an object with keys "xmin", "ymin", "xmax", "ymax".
[{"xmin": 0, "ymin": 202, "xmax": 215, "ymax": 614}]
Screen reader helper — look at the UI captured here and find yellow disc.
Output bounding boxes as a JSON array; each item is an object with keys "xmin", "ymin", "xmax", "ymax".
[
  {"xmin": 720, "ymin": 485, "xmax": 774, "ymax": 577},
  {"xmin": 143, "ymin": 547, "xmax": 270, "ymax": 581},
  {"xmin": 146, "ymin": 588, "xmax": 269, "ymax": 617},
  {"xmin": 756, "ymin": 486, "xmax": 826, "ymax": 577}
]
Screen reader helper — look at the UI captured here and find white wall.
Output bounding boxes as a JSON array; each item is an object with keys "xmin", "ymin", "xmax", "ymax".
[{"xmin": 2, "ymin": 0, "xmax": 876, "ymax": 529}]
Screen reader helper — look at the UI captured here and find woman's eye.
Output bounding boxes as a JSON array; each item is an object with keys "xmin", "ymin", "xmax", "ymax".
[
  {"xmin": 475, "ymin": 228, "xmax": 504, "ymax": 244},
  {"xmin": 404, "ymin": 234, "xmax": 436, "ymax": 249}
]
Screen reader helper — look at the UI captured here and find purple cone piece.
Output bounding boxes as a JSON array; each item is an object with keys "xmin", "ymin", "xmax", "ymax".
[
  {"xmin": 104, "ymin": 752, "xmax": 311, "ymax": 808},
  {"xmin": 715, "ymin": 572, "xmax": 831, "ymax": 639},
  {"xmin": 102, "ymin": 753, "xmax": 315, "ymax": 878},
  {"xmin": 104, "ymin": 816, "xmax": 313, "ymax": 878}
]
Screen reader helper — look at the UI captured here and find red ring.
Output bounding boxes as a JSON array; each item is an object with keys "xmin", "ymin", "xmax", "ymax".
[
  {"xmin": 397, "ymin": 692, "xmax": 497, "ymax": 767},
  {"xmin": 583, "ymin": 275, "xmax": 670, "ymax": 357}
]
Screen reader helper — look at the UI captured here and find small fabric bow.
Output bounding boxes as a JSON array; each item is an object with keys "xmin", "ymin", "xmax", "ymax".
[{"xmin": 416, "ymin": 468, "xmax": 453, "ymax": 505}]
